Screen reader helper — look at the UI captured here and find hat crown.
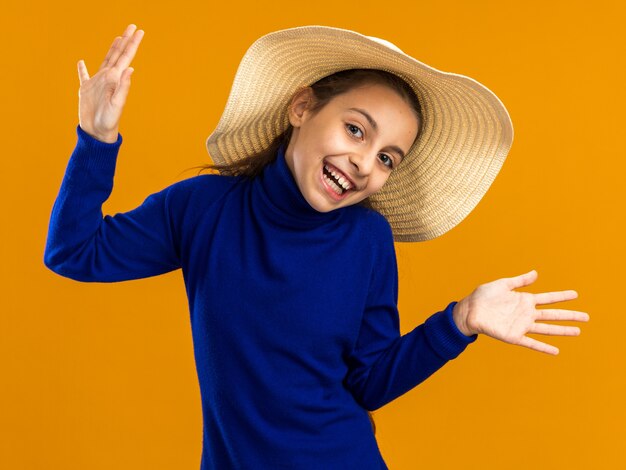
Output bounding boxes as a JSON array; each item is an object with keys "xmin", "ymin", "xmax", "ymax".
[{"xmin": 366, "ymin": 35, "xmax": 404, "ymax": 54}]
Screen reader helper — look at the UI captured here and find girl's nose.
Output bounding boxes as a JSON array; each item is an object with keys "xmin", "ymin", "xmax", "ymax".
[{"xmin": 348, "ymin": 152, "xmax": 376, "ymax": 176}]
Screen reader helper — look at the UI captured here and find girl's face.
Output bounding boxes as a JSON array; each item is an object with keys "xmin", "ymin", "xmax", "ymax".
[{"xmin": 284, "ymin": 83, "xmax": 419, "ymax": 212}]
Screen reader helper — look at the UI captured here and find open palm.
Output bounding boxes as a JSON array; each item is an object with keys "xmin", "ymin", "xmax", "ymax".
[
  {"xmin": 455, "ymin": 270, "xmax": 590, "ymax": 355},
  {"xmin": 77, "ymin": 24, "xmax": 144, "ymax": 143}
]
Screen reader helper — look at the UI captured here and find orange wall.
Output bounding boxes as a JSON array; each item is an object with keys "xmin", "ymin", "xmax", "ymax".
[{"xmin": 1, "ymin": 0, "xmax": 623, "ymax": 468}]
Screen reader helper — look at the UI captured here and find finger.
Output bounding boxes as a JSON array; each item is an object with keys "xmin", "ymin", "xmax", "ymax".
[
  {"xmin": 518, "ymin": 336, "xmax": 559, "ymax": 355},
  {"xmin": 103, "ymin": 24, "xmax": 137, "ymax": 70},
  {"xmin": 100, "ymin": 36, "xmax": 122, "ymax": 71},
  {"xmin": 528, "ymin": 323, "xmax": 581, "ymax": 336},
  {"xmin": 111, "ymin": 67, "xmax": 134, "ymax": 108},
  {"xmin": 504, "ymin": 269, "xmax": 538, "ymax": 290},
  {"xmin": 112, "ymin": 28, "xmax": 144, "ymax": 72},
  {"xmin": 534, "ymin": 290, "xmax": 578, "ymax": 306},
  {"xmin": 536, "ymin": 308, "xmax": 590, "ymax": 322},
  {"xmin": 77, "ymin": 60, "xmax": 90, "ymax": 85}
]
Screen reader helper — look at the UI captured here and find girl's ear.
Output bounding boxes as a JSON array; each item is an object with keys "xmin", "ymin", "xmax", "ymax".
[{"xmin": 288, "ymin": 87, "xmax": 314, "ymax": 128}]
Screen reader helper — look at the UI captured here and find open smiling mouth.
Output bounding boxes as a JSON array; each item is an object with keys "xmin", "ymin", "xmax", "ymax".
[{"xmin": 322, "ymin": 163, "xmax": 354, "ymax": 197}]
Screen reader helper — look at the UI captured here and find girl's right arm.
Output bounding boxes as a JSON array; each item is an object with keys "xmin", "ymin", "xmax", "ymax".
[
  {"xmin": 44, "ymin": 24, "xmax": 188, "ymax": 282},
  {"xmin": 43, "ymin": 124, "xmax": 190, "ymax": 282}
]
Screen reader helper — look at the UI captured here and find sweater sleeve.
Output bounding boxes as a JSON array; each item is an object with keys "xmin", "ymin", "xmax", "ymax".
[
  {"xmin": 43, "ymin": 124, "xmax": 194, "ymax": 283},
  {"xmin": 342, "ymin": 212, "xmax": 478, "ymax": 411}
]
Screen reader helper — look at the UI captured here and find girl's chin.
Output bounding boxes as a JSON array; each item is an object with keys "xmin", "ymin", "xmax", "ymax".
[{"xmin": 313, "ymin": 194, "xmax": 365, "ymax": 212}]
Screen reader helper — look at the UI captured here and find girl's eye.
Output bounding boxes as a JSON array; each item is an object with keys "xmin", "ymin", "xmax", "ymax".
[
  {"xmin": 345, "ymin": 123, "xmax": 394, "ymax": 170},
  {"xmin": 379, "ymin": 154, "xmax": 394, "ymax": 169},
  {"xmin": 346, "ymin": 123, "xmax": 363, "ymax": 138}
]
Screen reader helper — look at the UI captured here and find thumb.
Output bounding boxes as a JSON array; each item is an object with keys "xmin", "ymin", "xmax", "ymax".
[
  {"xmin": 111, "ymin": 67, "xmax": 134, "ymax": 108},
  {"xmin": 505, "ymin": 269, "xmax": 538, "ymax": 290},
  {"xmin": 77, "ymin": 59, "xmax": 90, "ymax": 86}
]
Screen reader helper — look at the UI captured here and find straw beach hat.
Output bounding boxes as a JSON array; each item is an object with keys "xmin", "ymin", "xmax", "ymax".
[{"xmin": 205, "ymin": 25, "xmax": 514, "ymax": 242}]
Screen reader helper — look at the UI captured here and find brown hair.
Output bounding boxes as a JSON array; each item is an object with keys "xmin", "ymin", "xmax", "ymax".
[{"xmin": 186, "ymin": 68, "xmax": 423, "ymax": 212}]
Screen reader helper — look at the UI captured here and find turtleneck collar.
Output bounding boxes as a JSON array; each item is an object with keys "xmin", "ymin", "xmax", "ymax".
[{"xmin": 251, "ymin": 143, "xmax": 344, "ymax": 228}]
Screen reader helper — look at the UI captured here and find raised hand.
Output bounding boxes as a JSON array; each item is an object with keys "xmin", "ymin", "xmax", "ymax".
[
  {"xmin": 77, "ymin": 24, "xmax": 145, "ymax": 143},
  {"xmin": 452, "ymin": 270, "xmax": 590, "ymax": 355}
]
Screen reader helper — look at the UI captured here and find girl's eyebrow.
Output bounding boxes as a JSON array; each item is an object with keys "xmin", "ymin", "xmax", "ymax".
[
  {"xmin": 348, "ymin": 107, "xmax": 379, "ymax": 131},
  {"xmin": 348, "ymin": 107, "xmax": 406, "ymax": 160}
]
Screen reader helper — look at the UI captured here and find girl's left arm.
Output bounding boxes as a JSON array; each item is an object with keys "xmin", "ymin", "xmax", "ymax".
[
  {"xmin": 342, "ymin": 214, "xmax": 590, "ymax": 412},
  {"xmin": 342, "ymin": 214, "xmax": 478, "ymax": 412}
]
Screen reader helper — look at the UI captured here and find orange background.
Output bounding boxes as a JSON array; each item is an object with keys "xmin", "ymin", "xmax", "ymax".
[{"xmin": 2, "ymin": 0, "xmax": 624, "ymax": 468}]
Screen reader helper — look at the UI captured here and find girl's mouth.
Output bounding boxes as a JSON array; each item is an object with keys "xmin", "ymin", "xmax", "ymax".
[{"xmin": 320, "ymin": 161, "xmax": 355, "ymax": 201}]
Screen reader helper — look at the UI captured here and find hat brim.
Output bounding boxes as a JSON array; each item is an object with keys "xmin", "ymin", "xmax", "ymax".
[{"xmin": 206, "ymin": 25, "xmax": 514, "ymax": 242}]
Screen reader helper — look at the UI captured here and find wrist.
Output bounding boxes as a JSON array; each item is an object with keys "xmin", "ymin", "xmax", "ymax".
[
  {"xmin": 79, "ymin": 124, "xmax": 119, "ymax": 144},
  {"xmin": 93, "ymin": 132, "xmax": 119, "ymax": 144},
  {"xmin": 453, "ymin": 299, "xmax": 475, "ymax": 337}
]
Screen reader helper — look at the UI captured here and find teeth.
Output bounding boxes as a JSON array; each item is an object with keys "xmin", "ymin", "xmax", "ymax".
[
  {"xmin": 323, "ymin": 173, "xmax": 344, "ymax": 195},
  {"xmin": 324, "ymin": 164, "xmax": 353, "ymax": 191}
]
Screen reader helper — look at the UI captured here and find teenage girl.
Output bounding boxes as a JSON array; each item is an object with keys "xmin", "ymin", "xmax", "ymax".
[{"xmin": 44, "ymin": 24, "xmax": 590, "ymax": 469}]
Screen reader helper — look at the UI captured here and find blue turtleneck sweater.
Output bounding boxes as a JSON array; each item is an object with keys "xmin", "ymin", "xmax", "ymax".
[{"xmin": 44, "ymin": 124, "xmax": 478, "ymax": 469}]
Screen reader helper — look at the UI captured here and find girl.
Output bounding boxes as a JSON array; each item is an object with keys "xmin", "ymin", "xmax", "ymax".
[{"xmin": 44, "ymin": 24, "xmax": 589, "ymax": 469}]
